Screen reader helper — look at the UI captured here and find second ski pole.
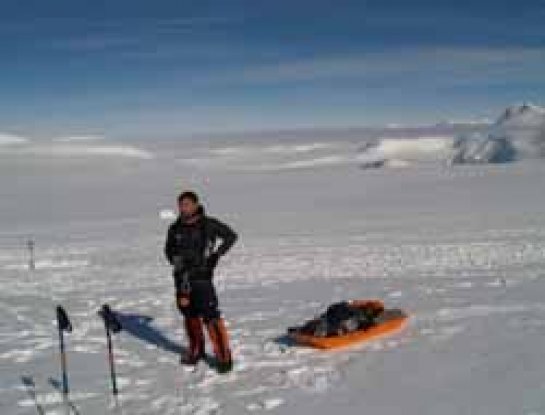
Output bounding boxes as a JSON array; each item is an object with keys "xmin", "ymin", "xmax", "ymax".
[
  {"xmin": 98, "ymin": 304, "xmax": 122, "ymax": 396},
  {"xmin": 55, "ymin": 305, "xmax": 72, "ymax": 396}
]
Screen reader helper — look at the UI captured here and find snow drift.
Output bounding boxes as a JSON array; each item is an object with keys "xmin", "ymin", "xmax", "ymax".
[
  {"xmin": 178, "ymin": 141, "xmax": 348, "ymax": 171},
  {"xmin": 0, "ymin": 132, "xmax": 153, "ymax": 160},
  {"xmin": 0, "ymin": 142, "xmax": 154, "ymax": 160},
  {"xmin": 0, "ymin": 133, "xmax": 29, "ymax": 145},
  {"xmin": 23, "ymin": 144, "xmax": 155, "ymax": 160},
  {"xmin": 357, "ymin": 136, "xmax": 455, "ymax": 168},
  {"xmin": 53, "ymin": 135, "xmax": 106, "ymax": 142}
]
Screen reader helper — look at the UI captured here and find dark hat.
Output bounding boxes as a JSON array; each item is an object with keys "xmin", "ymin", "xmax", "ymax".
[{"xmin": 177, "ymin": 190, "xmax": 199, "ymax": 204}]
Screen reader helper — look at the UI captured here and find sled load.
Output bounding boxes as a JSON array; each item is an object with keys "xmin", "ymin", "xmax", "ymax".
[{"xmin": 287, "ymin": 300, "xmax": 408, "ymax": 349}]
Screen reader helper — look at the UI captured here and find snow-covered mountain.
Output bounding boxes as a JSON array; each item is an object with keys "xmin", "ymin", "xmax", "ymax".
[
  {"xmin": 496, "ymin": 103, "xmax": 545, "ymax": 128},
  {"xmin": 357, "ymin": 103, "xmax": 545, "ymax": 167},
  {"xmin": 453, "ymin": 103, "xmax": 545, "ymax": 163},
  {"xmin": 451, "ymin": 134, "xmax": 516, "ymax": 164}
]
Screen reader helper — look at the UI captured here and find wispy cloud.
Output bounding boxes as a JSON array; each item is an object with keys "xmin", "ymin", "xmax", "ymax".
[
  {"xmin": 47, "ymin": 35, "xmax": 139, "ymax": 52},
  {"xmin": 12, "ymin": 16, "xmax": 243, "ymax": 53},
  {"xmin": 234, "ymin": 47, "xmax": 545, "ymax": 86}
]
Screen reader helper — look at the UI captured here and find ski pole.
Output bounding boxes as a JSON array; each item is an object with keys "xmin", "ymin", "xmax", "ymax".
[
  {"xmin": 27, "ymin": 239, "xmax": 35, "ymax": 271},
  {"xmin": 98, "ymin": 304, "xmax": 122, "ymax": 396},
  {"xmin": 55, "ymin": 305, "xmax": 72, "ymax": 396}
]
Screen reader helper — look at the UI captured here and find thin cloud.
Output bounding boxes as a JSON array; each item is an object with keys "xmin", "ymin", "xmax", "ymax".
[
  {"xmin": 235, "ymin": 47, "xmax": 545, "ymax": 85},
  {"xmin": 17, "ymin": 16, "xmax": 243, "ymax": 53},
  {"xmin": 47, "ymin": 35, "xmax": 140, "ymax": 52}
]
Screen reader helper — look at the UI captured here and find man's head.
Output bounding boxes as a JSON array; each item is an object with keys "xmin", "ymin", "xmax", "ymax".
[{"xmin": 177, "ymin": 191, "xmax": 200, "ymax": 218}]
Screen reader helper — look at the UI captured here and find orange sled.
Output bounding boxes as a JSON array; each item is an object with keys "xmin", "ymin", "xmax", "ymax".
[{"xmin": 288, "ymin": 300, "xmax": 408, "ymax": 350}]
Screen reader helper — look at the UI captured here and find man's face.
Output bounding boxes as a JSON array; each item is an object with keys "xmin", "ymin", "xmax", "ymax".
[{"xmin": 178, "ymin": 197, "xmax": 198, "ymax": 217}]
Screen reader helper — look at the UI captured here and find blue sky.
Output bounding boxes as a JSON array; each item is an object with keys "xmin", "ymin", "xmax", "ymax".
[{"xmin": 1, "ymin": 0, "xmax": 544, "ymax": 139}]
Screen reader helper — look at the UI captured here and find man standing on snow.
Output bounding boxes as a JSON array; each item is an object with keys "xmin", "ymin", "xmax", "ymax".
[{"xmin": 164, "ymin": 191, "xmax": 238, "ymax": 373}]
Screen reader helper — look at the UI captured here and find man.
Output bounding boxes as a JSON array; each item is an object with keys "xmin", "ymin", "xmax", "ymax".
[{"xmin": 164, "ymin": 191, "xmax": 238, "ymax": 373}]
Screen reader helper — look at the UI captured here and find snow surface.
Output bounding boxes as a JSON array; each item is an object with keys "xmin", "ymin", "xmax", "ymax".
[{"xmin": 1, "ymin": 120, "xmax": 545, "ymax": 414}]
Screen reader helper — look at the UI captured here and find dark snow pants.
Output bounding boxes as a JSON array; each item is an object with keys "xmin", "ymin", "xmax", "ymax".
[{"xmin": 175, "ymin": 277, "xmax": 221, "ymax": 321}]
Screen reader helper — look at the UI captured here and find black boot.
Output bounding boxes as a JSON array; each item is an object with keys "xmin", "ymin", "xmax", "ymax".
[
  {"xmin": 215, "ymin": 358, "xmax": 233, "ymax": 374},
  {"xmin": 180, "ymin": 350, "xmax": 205, "ymax": 365}
]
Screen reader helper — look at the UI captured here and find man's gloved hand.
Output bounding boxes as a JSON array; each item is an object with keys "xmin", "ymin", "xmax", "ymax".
[
  {"xmin": 176, "ymin": 290, "xmax": 190, "ymax": 310},
  {"xmin": 206, "ymin": 252, "xmax": 220, "ymax": 270}
]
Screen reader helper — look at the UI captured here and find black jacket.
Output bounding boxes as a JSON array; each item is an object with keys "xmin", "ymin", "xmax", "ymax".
[{"xmin": 164, "ymin": 208, "xmax": 238, "ymax": 272}]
